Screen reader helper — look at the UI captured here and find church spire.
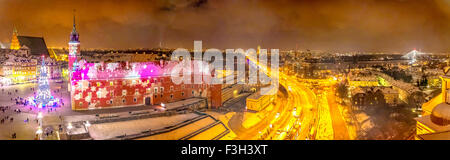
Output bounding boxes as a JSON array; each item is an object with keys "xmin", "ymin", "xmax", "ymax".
[
  {"xmin": 13, "ymin": 26, "xmax": 18, "ymax": 36},
  {"xmin": 10, "ymin": 26, "xmax": 20, "ymax": 50}
]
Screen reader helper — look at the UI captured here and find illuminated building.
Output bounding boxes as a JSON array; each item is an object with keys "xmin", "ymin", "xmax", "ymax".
[
  {"xmin": 0, "ymin": 27, "xmax": 66, "ymax": 85},
  {"xmin": 246, "ymin": 87, "xmax": 276, "ymax": 112},
  {"xmin": 348, "ymin": 75, "xmax": 379, "ymax": 88},
  {"xmin": 10, "ymin": 28, "xmax": 50, "ymax": 56},
  {"xmin": 68, "ymin": 16, "xmax": 223, "ymax": 110},
  {"xmin": 48, "ymin": 48, "xmax": 69, "ymax": 62},
  {"xmin": 416, "ymin": 71, "xmax": 450, "ymax": 139},
  {"xmin": 0, "ymin": 52, "xmax": 37, "ymax": 85},
  {"xmin": 351, "ymin": 86, "xmax": 399, "ymax": 108},
  {"xmin": 422, "ymin": 72, "xmax": 450, "ymax": 115}
]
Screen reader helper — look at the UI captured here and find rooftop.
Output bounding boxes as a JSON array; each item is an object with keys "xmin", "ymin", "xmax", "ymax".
[
  {"xmin": 352, "ymin": 86, "xmax": 399, "ymax": 95},
  {"xmin": 417, "ymin": 130, "xmax": 450, "ymax": 140},
  {"xmin": 17, "ymin": 36, "xmax": 49, "ymax": 56},
  {"xmin": 415, "ymin": 114, "xmax": 450, "ymax": 133}
]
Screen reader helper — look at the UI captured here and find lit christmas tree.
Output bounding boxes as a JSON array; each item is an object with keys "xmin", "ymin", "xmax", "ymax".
[{"xmin": 29, "ymin": 56, "xmax": 59, "ymax": 108}]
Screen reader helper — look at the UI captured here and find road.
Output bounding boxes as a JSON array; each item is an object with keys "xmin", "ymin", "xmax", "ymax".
[
  {"xmin": 243, "ymin": 54, "xmax": 356, "ymax": 140},
  {"xmin": 243, "ymin": 55, "xmax": 319, "ymax": 140},
  {"xmin": 325, "ymin": 87, "xmax": 350, "ymax": 139}
]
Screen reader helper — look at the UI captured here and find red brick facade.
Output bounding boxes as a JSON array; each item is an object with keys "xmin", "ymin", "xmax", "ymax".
[{"xmin": 71, "ymin": 75, "xmax": 223, "ymax": 110}]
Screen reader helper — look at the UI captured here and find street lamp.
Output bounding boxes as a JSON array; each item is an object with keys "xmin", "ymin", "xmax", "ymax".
[
  {"xmin": 67, "ymin": 122, "xmax": 73, "ymax": 130},
  {"xmin": 37, "ymin": 112, "xmax": 43, "ymax": 119},
  {"xmin": 36, "ymin": 127, "xmax": 43, "ymax": 140},
  {"xmin": 85, "ymin": 121, "xmax": 91, "ymax": 127},
  {"xmin": 36, "ymin": 127, "xmax": 43, "ymax": 134}
]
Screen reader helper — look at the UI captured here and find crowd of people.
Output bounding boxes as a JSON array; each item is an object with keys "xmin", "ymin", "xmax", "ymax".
[{"xmin": 0, "ymin": 86, "xmax": 58, "ymax": 139}]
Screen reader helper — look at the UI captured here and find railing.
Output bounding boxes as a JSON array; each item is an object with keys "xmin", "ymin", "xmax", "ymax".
[
  {"xmin": 179, "ymin": 121, "xmax": 221, "ymax": 140},
  {"xmin": 212, "ymin": 126, "xmax": 231, "ymax": 140}
]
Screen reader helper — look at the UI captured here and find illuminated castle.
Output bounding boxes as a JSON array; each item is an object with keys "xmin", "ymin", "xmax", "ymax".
[{"xmin": 68, "ymin": 16, "xmax": 222, "ymax": 110}]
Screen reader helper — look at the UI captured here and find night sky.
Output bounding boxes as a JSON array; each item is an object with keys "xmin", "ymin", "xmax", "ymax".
[{"xmin": 0, "ymin": 0, "xmax": 450, "ymax": 52}]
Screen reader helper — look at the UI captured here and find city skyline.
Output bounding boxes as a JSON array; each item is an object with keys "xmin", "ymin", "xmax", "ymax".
[{"xmin": 1, "ymin": 0, "xmax": 450, "ymax": 52}]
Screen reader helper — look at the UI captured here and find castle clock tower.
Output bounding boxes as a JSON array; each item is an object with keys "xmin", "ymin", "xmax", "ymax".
[
  {"xmin": 68, "ymin": 14, "xmax": 80, "ymax": 71},
  {"xmin": 68, "ymin": 12, "xmax": 80, "ymax": 107}
]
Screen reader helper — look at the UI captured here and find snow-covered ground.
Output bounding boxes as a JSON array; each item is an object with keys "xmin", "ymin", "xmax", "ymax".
[
  {"xmin": 88, "ymin": 113, "xmax": 199, "ymax": 140},
  {"xmin": 0, "ymin": 81, "xmax": 68, "ymax": 140}
]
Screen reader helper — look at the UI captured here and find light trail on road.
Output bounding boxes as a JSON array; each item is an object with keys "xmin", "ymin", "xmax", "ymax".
[{"xmin": 244, "ymin": 55, "xmax": 320, "ymax": 140}]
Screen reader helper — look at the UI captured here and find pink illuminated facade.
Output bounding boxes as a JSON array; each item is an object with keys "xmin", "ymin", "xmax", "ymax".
[{"xmin": 68, "ymin": 17, "xmax": 222, "ymax": 110}]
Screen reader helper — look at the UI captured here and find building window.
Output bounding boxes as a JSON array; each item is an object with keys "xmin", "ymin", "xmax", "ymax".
[
  {"xmin": 170, "ymin": 94, "xmax": 173, "ymax": 99},
  {"xmin": 122, "ymin": 90, "xmax": 127, "ymax": 96},
  {"xmin": 170, "ymin": 86, "xmax": 174, "ymax": 91},
  {"xmin": 160, "ymin": 87, "xmax": 164, "ymax": 93},
  {"xmin": 192, "ymin": 91, "xmax": 195, "ymax": 95},
  {"xmin": 122, "ymin": 99, "xmax": 126, "ymax": 103},
  {"xmin": 97, "ymin": 90, "xmax": 102, "ymax": 98},
  {"xmin": 134, "ymin": 98, "xmax": 137, "ymax": 102},
  {"xmin": 79, "ymin": 102, "xmax": 83, "ymax": 107},
  {"xmin": 181, "ymin": 92, "xmax": 184, "ymax": 96},
  {"xmin": 154, "ymin": 87, "xmax": 158, "ymax": 93},
  {"xmin": 135, "ymin": 89, "xmax": 139, "ymax": 95},
  {"xmin": 447, "ymin": 89, "xmax": 450, "ymax": 104}
]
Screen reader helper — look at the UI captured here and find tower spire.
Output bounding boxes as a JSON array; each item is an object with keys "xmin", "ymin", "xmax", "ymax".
[
  {"xmin": 10, "ymin": 25, "xmax": 20, "ymax": 50},
  {"xmin": 13, "ymin": 26, "xmax": 18, "ymax": 35},
  {"xmin": 72, "ymin": 9, "xmax": 77, "ymax": 33},
  {"xmin": 69, "ymin": 9, "xmax": 79, "ymax": 43}
]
